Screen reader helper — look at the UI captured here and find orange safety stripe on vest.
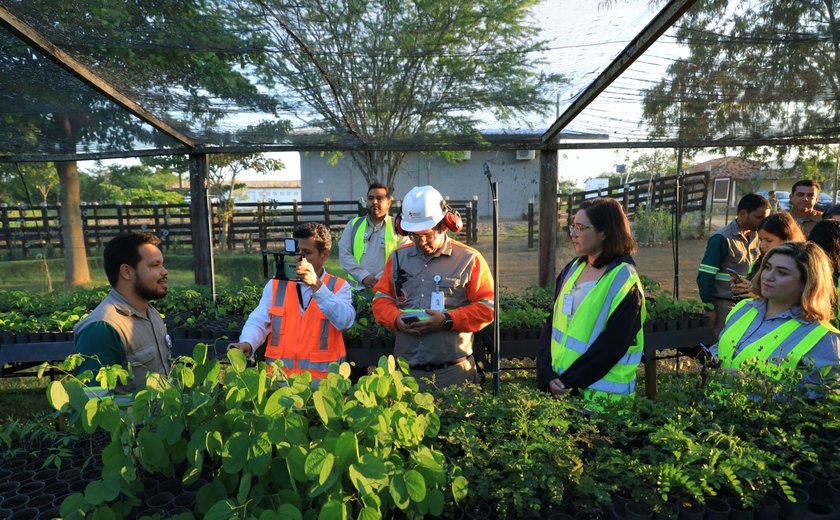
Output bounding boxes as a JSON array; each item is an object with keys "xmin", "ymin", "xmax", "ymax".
[{"xmin": 265, "ymin": 274, "xmax": 347, "ymax": 380}]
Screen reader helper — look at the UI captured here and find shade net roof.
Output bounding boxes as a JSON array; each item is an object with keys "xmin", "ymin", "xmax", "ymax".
[{"xmin": 1, "ymin": 0, "xmax": 838, "ymax": 162}]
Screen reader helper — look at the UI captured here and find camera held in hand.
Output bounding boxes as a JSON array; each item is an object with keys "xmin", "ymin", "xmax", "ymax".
[{"xmin": 262, "ymin": 238, "xmax": 300, "ymax": 281}]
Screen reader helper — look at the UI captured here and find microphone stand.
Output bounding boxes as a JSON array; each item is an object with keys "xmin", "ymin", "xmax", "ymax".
[{"xmin": 483, "ymin": 162, "xmax": 501, "ymax": 396}]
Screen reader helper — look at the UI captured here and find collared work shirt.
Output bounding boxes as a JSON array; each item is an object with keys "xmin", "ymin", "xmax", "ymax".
[
  {"xmin": 697, "ymin": 219, "xmax": 760, "ymax": 302},
  {"xmin": 371, "ymin": 236, "xmax": 495, "ymax": 366},
  {"xmin": 74, "ymin": 288, "xmax": 170, "ymax": 394},
  {"xmin": 339, "ymin": 215, "xmax": 409, "ymax": 285}
]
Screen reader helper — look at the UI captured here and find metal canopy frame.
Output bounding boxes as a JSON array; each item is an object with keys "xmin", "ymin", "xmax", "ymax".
[
  {"xmin": 0, "ymin": 5, "xmax": 197, "ymax": 150},
  {"xmin": 542, "ymin": 0, "xmax": 699, "ymax": 145}
]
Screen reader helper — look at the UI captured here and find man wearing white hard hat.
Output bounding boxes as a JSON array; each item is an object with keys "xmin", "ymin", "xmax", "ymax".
[{"xmin": 372, "ymin": 185, "xmax": 495, "ymax": 390}]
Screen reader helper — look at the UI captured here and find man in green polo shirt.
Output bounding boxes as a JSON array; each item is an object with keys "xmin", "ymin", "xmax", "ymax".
[{"xmin": 74, "ymin": 232, "xmax": 171, "ymax": 394}]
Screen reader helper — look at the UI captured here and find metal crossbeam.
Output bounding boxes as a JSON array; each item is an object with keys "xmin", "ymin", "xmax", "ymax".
[
  {"xmin": 542, "ymin": 0, "xmax": 698, "ymax": 144},
  {"xmin": 0, "ymin": 6, "xmax": 197, "ymax": 148}
]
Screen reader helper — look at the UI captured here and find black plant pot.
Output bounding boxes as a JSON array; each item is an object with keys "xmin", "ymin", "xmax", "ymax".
[
  {"xmin": 793, "ymin": 469, "xmax": 816, "ymax": 496},
  {"xmin": 146, "ymin": 491, "xmax": 174, "ymax": 511},
  {"xmin": 1, "ymin": 333, "xmax": 14, "ymax": 344},
  {"xmin": 625, "ymin": 501, "xmax": 653, "ymax": 520},
  {"xmin": 17, "ymin": 481, "xmax": 44, "ymax": 496},
  {"xmin": 26, "ymin": 493, "xmax": 54, "ymax": 511},
  {"xmin": 677, "ymin": 499, "xmax": 705, "ymax": 520},
  {"xmin": 754, "ymin": 495, "xmax": 779, "ymax": 520},
  {"xmin": 704, "ymin": 497, "xmax": 730, "ymax": 520},
  {"xmin": 778, "ymin": 488, "xmax": 809, "ymax": 518},
  {"xmin": 0, "ymin": 494, "xmax": 29, "ymax": 511},
  {"xmin": 829, "ymin": 479, "xmax": 840, "ymax": 509},
  {"xmin": 462, "ymin": 500, "xmax": 492, "ymax": 520},
  {"xmin": 806, "ymin": 502, "xmax": 835, "ymax": 518},
  {"xmin": 0, "ymin": 481, "xmax": 20, "ymax": 496},
  {"xmin": 9, "ymin": 507, "xmax": 39, "ymax": 520},
  {"xmin": 725, "ymin": 497, "xmax": 754, "ymax": 520}
]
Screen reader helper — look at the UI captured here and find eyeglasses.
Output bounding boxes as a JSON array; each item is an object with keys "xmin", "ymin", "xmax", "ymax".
[
  {"xmin": 568, "ymin": 224, "xmax": 592, "ymax": 236},
  {"xmin": 408, "ymin": 230, "xmax": 438, "ymax": 241}
]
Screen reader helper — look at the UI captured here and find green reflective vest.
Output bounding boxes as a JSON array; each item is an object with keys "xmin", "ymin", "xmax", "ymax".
[
  {"xmin": 550, "ymin": 260, "xmax": 646, "ymax": 401},
  {"xmin": 349, "ymin": 216, "xmax": 399, "ymax": 279},
  {"xmin": 717, "ymin": 299, "xmax": 837, "ymax": 379}
]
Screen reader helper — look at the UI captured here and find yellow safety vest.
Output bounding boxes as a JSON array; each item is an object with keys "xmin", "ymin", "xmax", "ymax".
[{"xmin": 550, "ymin": 260, "xmax": 646, "ymax": 402}]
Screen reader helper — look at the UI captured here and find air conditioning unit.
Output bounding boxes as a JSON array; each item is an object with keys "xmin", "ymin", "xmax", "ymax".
[{"xmin": 516, "ymin": 149, "xmax": 535, "ymax": 161}]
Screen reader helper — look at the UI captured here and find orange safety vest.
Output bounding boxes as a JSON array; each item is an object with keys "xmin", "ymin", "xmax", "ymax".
[{"xmin": 265, "ymin": 274, "xmax": 347, "ymax": 380}]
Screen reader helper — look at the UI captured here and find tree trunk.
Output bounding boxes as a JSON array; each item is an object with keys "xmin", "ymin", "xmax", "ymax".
[{"xmin": 57, "ymin": 160, "xmax": 90, "ymax": 286}]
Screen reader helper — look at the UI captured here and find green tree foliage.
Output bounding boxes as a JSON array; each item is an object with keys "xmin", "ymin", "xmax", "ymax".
[
  {"xmin": 642, "ymin": 1, "xmax": 840, "ymax": 147},
  {"xmin": 242, "ymin": 0, "xmax": 565, "ymax": 189},
  {"xmin": 0, "ymin": 0, "xmax": 281, "ymax": 286},
  {"xmin": 626, "ymin": 150, "xmax": 694, "ymax": 182},
  {"xmin": 80, "ymin": 163, "xmax": 184, "ymax": 204},
  {"xmin": 0, "ymin": 162, "xmax": 59, "ymax": 205}
]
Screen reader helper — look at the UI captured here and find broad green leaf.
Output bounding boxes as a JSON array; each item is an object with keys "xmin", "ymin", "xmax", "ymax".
[
  {"xmin": 96, "ymin": 399, "xmax": 121, "ymax": 432},
  {"xmin": 137, "ymin": 430, "xmax": 167, "ymax": 471},
  {"xmin": 84, "ymin": 480, "xmax": 105, "ymax": 505},
  {"xmin": 237, "ymin": 472, "xmax": 252, "ymax": 504},
  {"xmin": 196, "ymin": 481, "xmax": 227, "ymax": 516},
  {"xmin": 304, "ymin": 448, "xmax": 330, "ymax": 480},
  {"xmin": 102, "ymin": 476, "xmax": 120, "ymax": 502},
  {"xmin": 222, "ymin": 431, "xmax": 249, "ymax": 474},
  {"xmin": 192, "ymin": 343, "xmax": 208, "ymax": 364},
  {"xmin": 286, "ymin": 446, "xmax": 309, "ymax": 482},
  {"xmin": 91, "ymin": 505, "xmax": 117, "ymax": 520},
  {"xmin": 452, "ymin": 475, "xmax": 469, "ymax": 502},
  {"xmin": 389, "ymin": 474, "xmax": 410, "ymax": 510},
  {"xmin": 349, "ymin": 456, "xmax": 388, "ymax": 496},
  {"xmin": 227, "ymin": 347, "xmax": 246, "ymax": 373},
  {"xmin": 404, "ymin": 470, "xmax": 426, "ymax": 502},
  {"xmin": 413, "ymin": 392, "xmax": 434, "ymax": 410},
  {"xmin": 307, "ymin": 466, "xmax": 340, "ymax": 499},
  {"xmin": 427, "ymin": 488, "xmax": 445, "ymax": 516},
  {"xmin": 205, "ymin": 499, "xmax": 237, "ymax": 520},
  {"xmin": 313, "ymin": 392, "xmax": 330, "ymax": 425},
  {"xmin": 59, "ymin": 492, "xmax": 87, "ymax": 520},
  {"xmin": 206, "ymin": 430, "xmax": 224, "ymax": 456},
  {"xmin": 275, "ymin": 504, "xmax": 303, "ymax": 520},
  {"xmin": 264, "ymin": 388, "xmax": 294, "ymax": 416},
  {"xmin": 339, "ymin": 362, "xmax": 351, "ymax": 379},
  {"xmin": 47, "ymin": 381, "xmax": 69, "ymax": 410},
  {"xmin": 358, "ymin": 507, "xmax": 380, "ymax": 520},
  {"xmin": 81, "ymin": 399, "xmax": 98, "ymax": 433},
  {"xmin": 334, "ymin": 431, "xmax": 358, "ymax": 470},
  {"xmin": 249, "ymin": 433, "xmax": 273, "ymax": 477},
  {"xmin": 318, "ymin": 500, "xmax": 345, "ymax": 520}
]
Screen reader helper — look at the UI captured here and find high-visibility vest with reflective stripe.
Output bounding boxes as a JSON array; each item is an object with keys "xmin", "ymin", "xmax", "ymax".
[
  {"xmin": 265, "ymin": 274, "xmax": 347, "ymax": 380},
  {"xmin": 349, "ymin": 216, "xmax": 399, "ymax": 281},
  {"xmin": 717, "ymin": 299, "xmax": 837, "ymax": 378},
  {"xmin": 550, "ymin": 261, "xmax": 646, "ymax": 401}
]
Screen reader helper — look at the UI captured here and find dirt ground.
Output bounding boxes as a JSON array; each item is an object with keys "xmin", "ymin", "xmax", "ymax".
[{"xmin": 470, "ymin": 221, "xmax": 706, "ymax": 300}]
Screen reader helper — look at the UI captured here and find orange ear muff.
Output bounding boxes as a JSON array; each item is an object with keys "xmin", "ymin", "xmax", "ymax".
[
  {"xmin": 394, "ymin": 213, "xmax": 409, "ymax": 236},
  {"xmin": 443, "ymin": 209, "xmax": 463, "ymax": 233}
]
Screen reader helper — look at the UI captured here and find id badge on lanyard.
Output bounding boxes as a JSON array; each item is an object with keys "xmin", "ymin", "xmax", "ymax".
[{"xmin": 430, "ymin": 275, "xmax": 445, "ymax": 311}]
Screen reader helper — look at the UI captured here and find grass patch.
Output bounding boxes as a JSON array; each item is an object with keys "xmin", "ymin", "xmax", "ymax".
[{"xmin": 0, "ymin": 374, "xmax": 52, "ymax": 421}]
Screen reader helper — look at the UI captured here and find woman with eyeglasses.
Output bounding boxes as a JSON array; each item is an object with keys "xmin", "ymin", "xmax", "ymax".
[
  {"xmin": 537, "ymin": 198, "xmax": 645, "ymax": 404},
  {"xmin": 710, "ymin": 241, "xmax": 839, "ymax": 390}
]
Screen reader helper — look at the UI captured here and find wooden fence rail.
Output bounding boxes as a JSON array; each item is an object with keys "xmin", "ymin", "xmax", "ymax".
[
  {"xmin": 0, "ymin": 198, "xmax": 479, "ymax": 259},
  {"xmin": 526, "ymin": 171, "xmax": 710, "ymax": 246}
]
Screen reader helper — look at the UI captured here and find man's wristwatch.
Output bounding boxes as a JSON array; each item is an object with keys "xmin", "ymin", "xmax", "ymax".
[{"xmin": 442, "ymin": 312, "xmax": 454, "ymax": 331}]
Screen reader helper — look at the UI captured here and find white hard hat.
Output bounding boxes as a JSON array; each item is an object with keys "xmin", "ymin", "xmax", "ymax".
[{"xmin": 400, "ymin": 185, "xmax": 446, "ymax": 232}]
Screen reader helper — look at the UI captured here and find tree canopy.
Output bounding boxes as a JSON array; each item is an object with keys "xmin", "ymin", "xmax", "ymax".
[
  {"xmin": 642, "ymin": 0, "xmax": 840, "ymax": 148},
  {"xmin": 241, "ymin": 0, "xmax": 564, "ymax": 189}
]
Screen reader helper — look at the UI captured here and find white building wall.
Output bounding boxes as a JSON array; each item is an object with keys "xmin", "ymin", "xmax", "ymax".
[
  {"xmin": 240, "ymin": 188, "xmax": 302, "ymax": 203},
  {"xmin": 299, "ymin": 150, "xmax": 542, "ymax": 219}
]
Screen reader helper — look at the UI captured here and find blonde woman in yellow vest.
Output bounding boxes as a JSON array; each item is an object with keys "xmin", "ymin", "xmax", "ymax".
[
  {"xmin": 338, "ymin": 183, "xmax": 408, "ymax": 290},
  {"xmin": 710, "ymin": 241, "xmax": 840, "ymax": 389},
  {"xmin": 228, "ymin": 223, "xmax": 356, "ymax": 384},
  {"xmin": 537, "ymin": 198, "xmax": 646, "ymax": 404}
]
